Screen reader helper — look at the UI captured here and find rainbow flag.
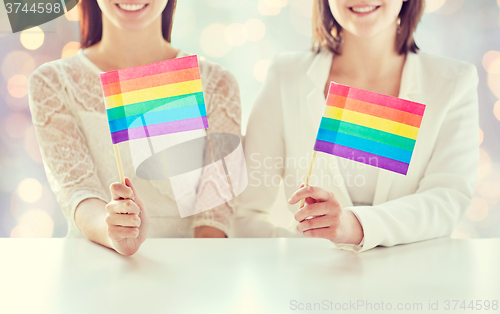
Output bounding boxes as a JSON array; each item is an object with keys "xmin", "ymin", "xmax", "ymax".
[
  {"xmin": 314, "ymin": 82, "xmax": 426, "ymax": 175},
  {"xmin": 99, "ymin": 55, "xmax": 208, "ymax": 144}
]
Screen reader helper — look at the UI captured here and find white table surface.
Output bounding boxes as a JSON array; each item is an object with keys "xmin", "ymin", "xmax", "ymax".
[{"xmin": 0, "ymin": 238, "xmax": 499, "ymax": 314}]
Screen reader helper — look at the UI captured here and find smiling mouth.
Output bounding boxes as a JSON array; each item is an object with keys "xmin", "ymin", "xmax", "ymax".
[
  {"xmin": 116, "ymin": 3, "xmax": 148, "ymax": 12},
  {"xmin": 350, "ymin": 5, "xmax": 380, "ymax": 14}
]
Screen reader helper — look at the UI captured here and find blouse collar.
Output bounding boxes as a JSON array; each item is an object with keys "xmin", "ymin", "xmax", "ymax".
[{"xmin": 77, "ymin": 48, "xmax": 186, "ymax": 74}]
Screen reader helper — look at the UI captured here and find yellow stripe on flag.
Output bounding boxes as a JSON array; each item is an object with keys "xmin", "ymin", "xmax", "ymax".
[
  {"xmin": 104, "ymin": 79, "xmax": 203, "ymax": 109},
  {"xmin": 323, "ymin": 106, "xmax": 419, "ymax": 140}
]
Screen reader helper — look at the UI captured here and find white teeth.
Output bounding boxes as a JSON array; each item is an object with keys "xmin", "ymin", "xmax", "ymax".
[
  {"xmin": 117, "ymin": 3, "xmax": 147, "ymax": 11},
  {"xmin": 351, "ymin": 6, "xmax": 377, "ymax": 13}
]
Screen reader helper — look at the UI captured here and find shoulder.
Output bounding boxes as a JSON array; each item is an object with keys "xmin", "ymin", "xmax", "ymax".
[
  {"xmin": 193, "ymin": 54, "xmax": 240, "ymax": 93},
  {"xmin": 413, "ymin": 52, "xmax": 478, "ymax": 83},
  {"xmin": 411, "ymin": 52, "xmax": 479, "ymax": 116},
  {"xmin": 29, "ymin": 55, "xmax": 88, "ymax": 89}
]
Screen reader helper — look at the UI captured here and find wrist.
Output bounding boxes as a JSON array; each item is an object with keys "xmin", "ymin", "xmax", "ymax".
[{"xmin": 342, "ymin": 210, "xmax": 364, "ymax": 245}]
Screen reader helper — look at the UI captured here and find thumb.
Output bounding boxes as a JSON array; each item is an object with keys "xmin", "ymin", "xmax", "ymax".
[
  {"xmin": 124, "ymin": 177, "xmax": 138, "ymax": 201},
  {"xmin": 125, "ymin": 177, "xmax": 147, "ymax": 213}
]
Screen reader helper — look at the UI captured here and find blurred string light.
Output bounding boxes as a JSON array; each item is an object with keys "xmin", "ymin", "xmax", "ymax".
[
  {"xmin": 244, "ymin": 19, "xmax": 266, "ymax": 42},
  {"xmin": 478, "ymin": 180, "xmax": 500, "ymax": 203},
  {"xmin": 258, "ymin": 0, "xmax": 287, "ymax": 16},
  {"xmin": 494, "ymin": 100, "xmax": 500, "ymax": 121},
  {"xmin": 5, "ymin": 93, "xmax": 29, "ymax": 111},
  {"xmin": 20, "ymin": 26, "xmax": 45, "ymax": 50},
  {"xmin": 17, "ymin": 178, "xmax": 43, "ymax": 203},
  {"xmin": 224, "ymin": 23, "xmax": 248, "ymax": 47},
  {"xmin": 10, "ymin": 182, "xmax": 56, "ymax": 219},
  {"xmin": 10, "ymin": 209, "xmax": 54, "ymax": 238},
  {"xmin": 478, "ymin": 127, "xmax": 484, "ymax": 145},
  {"xmin": 254, "ymin": 59, "xmax": 271, "ymax": 82},
  {"xmin": 201, "ymin": 20, "xmax": 266, "ymax": 57},
  {"xmin": 483, "ymin": 50, "xmax": 500, "ymax": 74},
  {"xmin": 425, "ymin": 0, "xmax": 447, "ymax": 13},
  {"xmin": 5, "ymin": 114, "xmax": 30, "ymax": 139},
  {"xmin": 431, "ymin": 0, "xmax": 464, "ymax": 15},
  {"xmin": 61, "ymin": 41, "xmax": 81, "ymax": 58},
  {"xmin": 488, "ymin": 70, "xmax": 500, "ymax": 99},
  {"xmin": 7, "ymin": 75, "xmax": 29, "ymax": 98},
  {"xmin": 200, "ymin": 24, "xmax": 231, "ymax": 58},
  {"xmin": 266, "ymin": 0, "xmax": 288, "ymax": 7},
  {"xmin": 1, "ymin": 51, "xmax": 36, "ymax": 80},
  {"xmin": 483, "ymin": 50, "xmax": 500, "ymax": 98},
  {"xmin": 467, "ymin": 197, "xmax": 489, "ymax": 222},
  {"xmin": 39, "ymin": 185, "xmax": 56, "ymax": 216},
  {"xmin": 478, "ymin": 148, "xmax": 492, "ymax": 181}
]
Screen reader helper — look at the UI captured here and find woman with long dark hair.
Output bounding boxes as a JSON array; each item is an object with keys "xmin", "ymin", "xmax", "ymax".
[
  {"xmin": 28, "ymin": 0, "xmax": 241, "ymax": 255},
  {"xmin": 237, "ymin": 0, "xmax": 479, "ymax": 252}
]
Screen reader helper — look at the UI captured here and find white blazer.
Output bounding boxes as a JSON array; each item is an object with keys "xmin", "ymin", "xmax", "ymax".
[{"xmin": 234, "ymin": 48, "xmax": 479, "ymax": 252}]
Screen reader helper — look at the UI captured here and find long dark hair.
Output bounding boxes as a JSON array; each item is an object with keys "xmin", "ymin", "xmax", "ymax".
[
  {"xmin": 79, "ymin": 0, "xmax": 177, "ymax": 49},
  {"xmin": 312, "ymin": 0, "xmax": 424, "ymax": 55}
]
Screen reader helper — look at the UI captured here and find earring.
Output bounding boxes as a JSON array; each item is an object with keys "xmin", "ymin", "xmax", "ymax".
[
  {"xmin": 331, "ymin": 26, "xmax": 339, "ymax": 38},
  {"xmin": 331, "ymin": 25, "xmax": 342, "ymax": 43},
  {"xmin": 396, "ymin": 17, "xmax": 402, "ymax": 34}
]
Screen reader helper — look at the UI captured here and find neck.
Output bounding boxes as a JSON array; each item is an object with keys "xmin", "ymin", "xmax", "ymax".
[
  {"xmin": 332, "ymin": 27, "xmax": 404, "ymax": 80},
  {"xmin": 91, "ymin": 16, "xmax": 177, "ymax": 70}
]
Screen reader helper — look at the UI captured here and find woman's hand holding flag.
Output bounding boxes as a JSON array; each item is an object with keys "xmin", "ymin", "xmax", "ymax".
[
  {"xmin": 106, "ymin": 178, "xmax": 149, "ymax": 256},
  {"xmin": 289, "ymin": 184, "xmax": 364, "ymax": 245}
]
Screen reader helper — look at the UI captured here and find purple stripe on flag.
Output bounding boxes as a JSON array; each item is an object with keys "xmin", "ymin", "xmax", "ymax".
[
  {"xmin": 314, "ymin": 140, "xmax": 410, "ymax": 175},
  {"xmin": 111, "ymin": 116, "xmax": 208, "ymax": 144}
]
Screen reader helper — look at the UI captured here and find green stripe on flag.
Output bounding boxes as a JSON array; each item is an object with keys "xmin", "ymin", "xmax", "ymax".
[
  {"xmin": 319, "ymin": 117, "xmax": 416, "ymax": 152},
  {"xmin": 106, "ymin": 92, "xmax": 205, "ymax": 121}
]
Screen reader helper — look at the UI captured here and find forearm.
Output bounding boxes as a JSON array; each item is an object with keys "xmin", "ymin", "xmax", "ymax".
[
  {"xmin": 75, "ymin": 198, "xmax": 113, "ymax": 249},
  {"xmin": 192, "ymin": 203, "xmax": 233, "ymax": 237},
  {"xmin": 347, "ymin": 187, "xmax": 471, "ymax": 252}
]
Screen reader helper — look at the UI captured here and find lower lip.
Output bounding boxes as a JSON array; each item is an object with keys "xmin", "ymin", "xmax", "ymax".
[
  {"xmin": 349, "ymin": 6, "xmax": 380, "ymax": 16},
  {"xmin": 115, "ymin": 4, "xmax": 149, "ymax": 16}
]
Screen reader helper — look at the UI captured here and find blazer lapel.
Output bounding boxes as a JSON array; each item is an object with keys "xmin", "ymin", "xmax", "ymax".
[
  {"xmin": 305, "ymin": 49, "xmax": 354, "ymax": 208},
  {"xmin": 373, "ymin": 52, "xmax": 422, "ymax": 205}
]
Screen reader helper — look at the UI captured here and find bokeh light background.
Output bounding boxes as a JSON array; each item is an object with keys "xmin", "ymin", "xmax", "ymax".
[{"xmin": 0, "ymin": 0, "xmax": 499, "ymax": 238}]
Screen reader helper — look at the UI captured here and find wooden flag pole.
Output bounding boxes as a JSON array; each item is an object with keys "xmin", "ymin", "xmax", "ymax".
[
  {"xmin": 299, "ymin": 151, "xmax": 317, "ymax": 209},
  {"xmin": 113, "ymin": 144, "xmax": 126, "ymax": 185}
]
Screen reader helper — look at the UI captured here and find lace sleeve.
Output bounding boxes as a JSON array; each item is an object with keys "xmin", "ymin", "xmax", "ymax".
[
  {"xmin": 191, "ymin": 66, "xmax": 242, "ymax": 236},
  {"xmin": 28, "ymin": 63, "xmax": 108, "ymax": 237}
]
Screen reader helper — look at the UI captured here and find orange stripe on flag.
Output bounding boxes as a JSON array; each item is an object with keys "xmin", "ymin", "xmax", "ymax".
[
  {"xmin": 326, "ymin": 95, "xmax": 423, "ymax": 128},
  {"xmin": 102, "ymin": 67, "xmax": 201, "ymax": 97}
]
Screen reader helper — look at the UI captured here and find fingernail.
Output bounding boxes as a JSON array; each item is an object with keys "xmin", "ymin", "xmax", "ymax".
[{"xmin": 288, "ymin": 198, "xmax": 292, "ymax": 204}]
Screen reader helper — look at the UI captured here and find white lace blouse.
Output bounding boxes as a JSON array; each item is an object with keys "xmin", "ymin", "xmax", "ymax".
[{"xmin": 28, "ymin": 50, "xmax": 242, "ymax": 238}]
